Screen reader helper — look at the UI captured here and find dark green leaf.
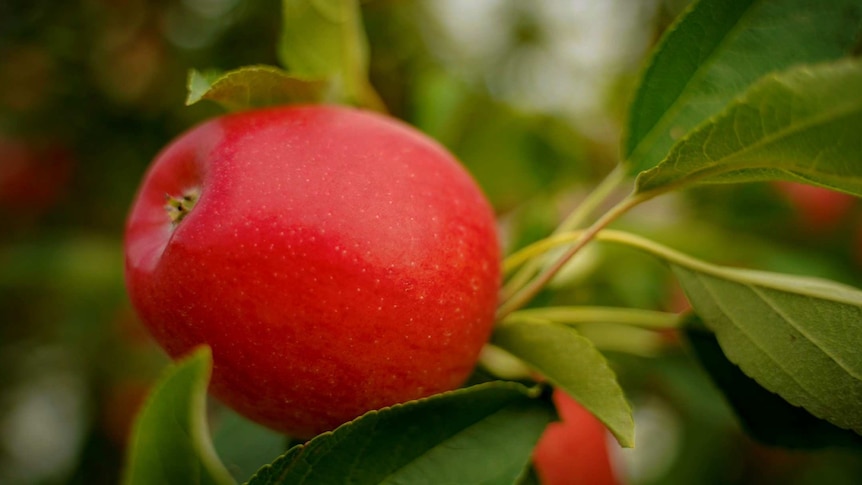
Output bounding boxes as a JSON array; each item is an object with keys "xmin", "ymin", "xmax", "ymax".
[
  {"xmin": 635, "ymin": 60, "xmax": 862, "ymax": 197},
  {"xmin": 278, "ymin": 0, "xmax": 381, "ymax": 109},
  {"xmin": 122, "ymin": 346, "xmax": 235, "ymax": 485},
  {"xmin": 245, "ymin": 382, "xmax": 554, "ymax": 485},
  {"xmin": 685, "ymin": 318, "xmax": 862, "ymax": 449},
  {"xmin": 624, "ymin": 0, "xmax": 862, "ymax": 175},
  {"xmin": 185, "ymin": 66, "xmax": 327, "ymax": 111},
  {"xmin": 492, "ymin": 321, "xmax": 634, "ymax": 447}
]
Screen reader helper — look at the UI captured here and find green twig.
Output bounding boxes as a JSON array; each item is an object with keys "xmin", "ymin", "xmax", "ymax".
[
  {"xmin": 507, "ymin": 306, "xmax": 682, "ymax": 330},
  {"xmin": 496, "ymin": 192, "xmax": 649, "ymax": 319},
  {"xmin": 501, "ymin": 166, "xmax": 627, "ymax": 300}
]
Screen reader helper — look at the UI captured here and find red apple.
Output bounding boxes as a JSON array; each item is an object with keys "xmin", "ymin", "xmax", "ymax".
[
  {"xmin": 0, "ymin": 135, "xmax": 73, "ymax": 216},
  {"xmin": 533, "ymin": 390, "xmax": 619, "ymax": 485},
  {"xmin": 773, "ymin": 181, "xmax": 855, "ymax": 234},
  {"xmin": 124, "ymin": 105, "xmax": 500, "ymax": 438}
]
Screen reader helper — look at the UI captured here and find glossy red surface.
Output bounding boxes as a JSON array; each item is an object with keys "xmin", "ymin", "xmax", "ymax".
[{"xmin": 124, "ymin": 105, "xmax": 500, "ymax": 438}]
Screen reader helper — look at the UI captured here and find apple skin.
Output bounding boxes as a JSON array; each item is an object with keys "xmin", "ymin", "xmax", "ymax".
[
  {"xmin": 124, "ymin": 105, "xmax": 500, "ymax": 438},
  {"xmin": 533, "ymin": 390, "xmax": 619, "ymax": 485}
]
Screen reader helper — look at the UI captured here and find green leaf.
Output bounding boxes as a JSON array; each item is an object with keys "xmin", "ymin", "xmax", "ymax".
[
  {"xmin": 492, "ymin": 321, "xmax": 635, "ymax": 447},
  {"xmin": 624, "ymin": 0, "xmax": 862, "ymax": 175},
  {"xmin": 245, "ymin": 382, "xmax": 554, "ymax": 485},
  {"xmin": 185, "ymin": 66, "xmax": 327, "ymax": 111},
  {"xmin": 597, "ymin": 230, "xmax": 862, "ymax": 436},
  {"xmin": 278, "ymin": 0, "xmax": 381, "ymax": 109},
  {"xmin": 635, "ymin": 60, "xmax": 862, "ymax": 197},
  {"xmin": 685, "ymin": 318, "xmax": 862, "ymax": 449},
  {"xmin": 673, "ymin": 266, "xmax": 862, "ymax": 435},
  {"xmin": 123, "ymin": 346, "xmax": 235, "ymax": 485}
]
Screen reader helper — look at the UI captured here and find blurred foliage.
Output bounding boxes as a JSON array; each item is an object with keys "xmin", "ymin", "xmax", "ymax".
[{"xmin": 1, "ymin": 0, "xmax": 860, "ymax": 484}]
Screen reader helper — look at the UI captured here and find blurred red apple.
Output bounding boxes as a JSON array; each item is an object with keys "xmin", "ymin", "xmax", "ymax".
[
  {"xmin": 533, "ymin": 389, "xmax": 619, "ymax": 485},
  {"xmin": 0, "ymin": 135, "xmax": 73, "ymax": 217},
  {"xmin": 773, "ymin": 181, "xmax": 854, "ymax": 234}
]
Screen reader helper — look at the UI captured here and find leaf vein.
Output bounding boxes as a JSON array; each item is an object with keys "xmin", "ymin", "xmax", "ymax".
[
  {"xmin": 693, "ymin": 272, "xmax": 830, "ymax": 412},
  {"xmin": 377, "ymin": 404, "xmax": 516, "ymax": 485},
  {"xmin": 750, "ymin": 286, "xmax": 862, "ymax": 381}
]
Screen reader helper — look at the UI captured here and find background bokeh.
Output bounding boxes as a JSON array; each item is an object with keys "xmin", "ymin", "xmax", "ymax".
[{"xmin": 2, "ymin": 0, "xmax": 862, "ymax": 483}]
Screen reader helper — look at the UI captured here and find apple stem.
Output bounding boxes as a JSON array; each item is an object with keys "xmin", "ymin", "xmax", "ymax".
[{"xmin": 165, "ymin": 188, "xmax": 200, "ymax": 225}]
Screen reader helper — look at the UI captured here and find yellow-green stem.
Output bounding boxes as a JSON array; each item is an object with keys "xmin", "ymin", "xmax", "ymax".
[
  {"xmin": 496, "ymin": 192, "xmax": 648, "ymax": 319},
  {"xmin": 506, "ymin": 306, "xmax": 682, "ymax": 330},
  {"xmin": 503, "ymin": 232, "xmax": 583, "ymax": 275},
  {"xmin": 501, "ymin": 166, "xmax": 627, "ymax": 300}
]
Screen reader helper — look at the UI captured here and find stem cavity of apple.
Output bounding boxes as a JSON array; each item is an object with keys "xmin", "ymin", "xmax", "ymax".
[{"xmin": 165, "ymin": 188, "xmax": 200, "ymax": 225}]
